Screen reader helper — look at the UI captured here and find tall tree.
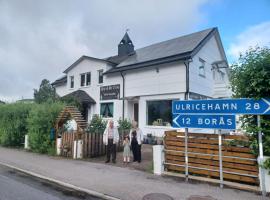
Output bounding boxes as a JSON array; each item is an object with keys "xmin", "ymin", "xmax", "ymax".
[
  {"xmin": 34, "ymin": 79, "xmax": 56, "ymax": 104},
  {"xmin": 230, "ymin": 46, "xmax": 270, "ymax": 160}
]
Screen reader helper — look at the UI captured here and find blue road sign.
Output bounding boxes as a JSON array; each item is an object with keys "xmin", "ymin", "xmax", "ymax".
[
  {"xmin": 173, "ymin": 114, "xmax": 236, "ymax": 129},
  {"xmin": 172, "ymin": 98, "xmax": 270, "ymax": 115}
]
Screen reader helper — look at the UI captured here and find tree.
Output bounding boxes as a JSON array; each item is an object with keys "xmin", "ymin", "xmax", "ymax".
[
  {"xmin": 230, "ymin": 46, "xmax": 270, "ymax": 169},
  {"xmin": 34, "ymin": 79, "xmax": 56, "ymax": 103}
]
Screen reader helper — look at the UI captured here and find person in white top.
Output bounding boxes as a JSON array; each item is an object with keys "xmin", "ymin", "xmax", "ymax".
[
  {"xmin": 103, "ymin": 120, "xmax": 119, "ymax": 163},
  {"xmin": 129, "ymin": 121, "xmax": 143, "ymax": 163}
]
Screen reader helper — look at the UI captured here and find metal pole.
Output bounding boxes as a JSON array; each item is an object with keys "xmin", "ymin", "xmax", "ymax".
[
  {"xmin": 257, "ymin": 115, "xmax": 266, "ymax": 197},
  {"xmin": 218, "ymin": 129, "xmax": 223, "ymax": 188},
  {"xmin": 185, "ymin": 128, "xmax": 189, "ymax": 182}
]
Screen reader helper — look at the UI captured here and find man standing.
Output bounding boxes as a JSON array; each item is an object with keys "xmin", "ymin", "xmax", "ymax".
[{"xmin": 103, "ymin": 120, "xmax": 119, "ymax": 163}]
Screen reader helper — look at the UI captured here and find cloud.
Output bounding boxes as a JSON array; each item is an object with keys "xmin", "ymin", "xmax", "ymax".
[
  {"xmin": 228, "ymin": 21, "xmax": 270, "ymax": 60},
  {"xmin": 0, "ymin": 0, "xmax": 209, "ymax": 102}
]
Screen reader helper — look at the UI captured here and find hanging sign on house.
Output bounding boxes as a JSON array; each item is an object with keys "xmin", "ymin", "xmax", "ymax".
[{"xmin": 100, "ymin": 84, "xmax": 120, "ymax": 100}]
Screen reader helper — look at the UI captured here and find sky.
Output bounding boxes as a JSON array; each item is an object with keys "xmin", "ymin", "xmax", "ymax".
[{"xmin": 0, "ymin": 0, "xmax": 269, "ymax": 102}]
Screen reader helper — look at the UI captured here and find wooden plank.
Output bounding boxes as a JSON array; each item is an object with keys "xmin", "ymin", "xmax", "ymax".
[
  {"xmin": 165, "ymin": 159, "xmax": 258, "ymax": 176},
  {"xmin": 165, "ymin": 151, "xmax": 256, "ymax": 165},
  {"xmin": 165, "ymin": 141, "xmax": 251, "ymax": 153},
  {"xmin": 165, "ymin": 155, "xmax": 258, "ymax": 172},
  {"xmin": 166, "ymin": 165, "xmax": 258, "ymax": 184},
  {"xmin": 165, "ymin": 145, "xmax": 256, "ymax": 159}
]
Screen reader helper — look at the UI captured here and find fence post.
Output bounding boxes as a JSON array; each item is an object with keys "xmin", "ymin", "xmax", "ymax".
[
  {"xmin": 258, "ymin": 115, "xmax": 266, "ymax": 196},
  {"xmin": 218, "ymin": 129, "xmax": 223, "ymax": 188},
  {"xmin": 185, "ymin": 128, "xmax": 189, "ymax": 182}
]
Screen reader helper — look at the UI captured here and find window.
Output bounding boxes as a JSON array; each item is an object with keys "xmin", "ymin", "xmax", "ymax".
[
  {"xmin": 98, "ymin": 70, "xmax": 103, "ymax": 84},
  {"xmin": 147, "ymin": 100, "xmax": 172, "ymax": 126},
  {"xmin": 70, "ymin": 76, "xmax": 74, "ymax": 88},
  {"xmin": 199, "ymin": 58, "xmax": 206, "ymax": 77},
  {"xmin": 100, "ymin": 103, "xmax": 113, "ymax": 118},
  {"xmin": 80, "ymin": 72, "xmax": 91, "ymax": 87}
]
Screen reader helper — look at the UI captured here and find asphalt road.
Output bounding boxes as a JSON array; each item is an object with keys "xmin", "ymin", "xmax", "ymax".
[{"xmin": 0, "ymin": 165, "xmax": 102, "ymax": 200}]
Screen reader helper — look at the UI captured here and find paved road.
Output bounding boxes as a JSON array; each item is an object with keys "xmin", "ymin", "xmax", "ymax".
[
  {"xmin": 0, "ymin": 165, "xmax": 102, "ymax": 200},
  {"xmin": 0, "ymin": 147, "xmax": 265, "ymax": 200}
]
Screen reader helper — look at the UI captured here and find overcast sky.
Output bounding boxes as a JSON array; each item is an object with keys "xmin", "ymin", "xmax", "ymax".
[{"xmin": 0, "ymin": 0, "xmax": 269, "ymax": 102}]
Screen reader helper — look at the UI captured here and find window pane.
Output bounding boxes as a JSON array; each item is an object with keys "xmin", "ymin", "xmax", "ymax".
[
  {"xmin": 147, "ymin": 100, "xmax": 172, "ymax": 126},
  {"xmin": 100, "ymin": 103, "xmax": 113, "ymax": 118},
  {"xmin": 98, "ymin": 70, "xmax": 103, "ymax": 84},
  {"xmin": 86, "ymin": 73, "xmax": 91, "ymax": 85},
  {"xmin": 81, "ymin": 74, "xmax": 85, "ymax": 86},
  {"xmin": 70, "ymin": 76, "xmax": 74, "ymax": 88}
]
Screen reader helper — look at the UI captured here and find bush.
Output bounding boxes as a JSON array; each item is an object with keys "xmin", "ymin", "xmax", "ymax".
[
  {"xmin": 0, "ymin": 103, "xmax": 32, "ymax": 147},
  {"xmin": 118, "ymin": 118, "xmax": 132, "ymax": 131},
  {"xmin": 27, "ymin": 102, "xmax": 64, "ymax": 153},
  {"xmin": 87, "ymin": 115, "xmax": 106, "ymax": 134}
]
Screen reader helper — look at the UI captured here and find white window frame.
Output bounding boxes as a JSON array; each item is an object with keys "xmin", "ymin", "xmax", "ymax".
[
  {"xmin": 98, "ymin": 69, "xmax": 104, "ymax": 84},
  {"xmin": 80, "ymin": 72, "xmax": 91, "ymax": 87}
]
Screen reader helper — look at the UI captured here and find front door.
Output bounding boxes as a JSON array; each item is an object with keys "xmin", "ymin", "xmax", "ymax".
[{"xmin": 134, "ymin": 103, "xmax": 139, "ymax": 122}]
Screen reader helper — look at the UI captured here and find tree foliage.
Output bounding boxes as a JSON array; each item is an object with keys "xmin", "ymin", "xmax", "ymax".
[
  {"xmin": 230, "ymin": 46, "xmax": 270, "ymax": 169},
  {"xmin": 34, "ymin": 79, "xmax": 56, "ymax": 104},
  {"xmin": 27, "ymin": 102, "xmax": 64, "ymax": 153}
]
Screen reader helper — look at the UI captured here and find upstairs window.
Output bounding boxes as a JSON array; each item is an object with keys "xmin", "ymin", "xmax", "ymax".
[
  {"xmin": 70, "ymin": 76, "xmax": 74, "ymax": 88},
  {"xmin": 199, "ymin": 58, "xmax": 206, "ymax": 77},
  {"xmin": 80, "ymin": 72, "xmax": 91, "ymax": 87},
  {"xmin": 98, "ymin": 70, "xmax": 103, "ymax": 84}
]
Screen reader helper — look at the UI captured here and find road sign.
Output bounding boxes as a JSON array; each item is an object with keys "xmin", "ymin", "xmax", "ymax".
[
  {"xmin": 173, "ymin": 114, "xmax": 236, "ymax": 129},
  {"xmin": 172, "ymin": 98, "xmax": 270, "ymax": 115}
]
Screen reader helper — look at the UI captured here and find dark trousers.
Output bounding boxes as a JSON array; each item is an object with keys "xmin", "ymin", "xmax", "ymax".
[
  {"xmin": 131, "ymin": 141, "xmax": 141, "ymax": 162},
  {"xmin": 106, "ymin": 139, "xmax": 116, "ymax": 162}
]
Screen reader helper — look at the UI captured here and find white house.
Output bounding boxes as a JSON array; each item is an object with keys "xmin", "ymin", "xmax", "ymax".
[{"xmin": 52, "ymin": 27, "xmax": 231, "ymax": 137}]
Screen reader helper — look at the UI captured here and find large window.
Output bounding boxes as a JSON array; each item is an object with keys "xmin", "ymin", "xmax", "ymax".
[
  {"xmin": 70, "ymin": 76, "xmax": 74, "ymax": 88},
  {"xmin": 100, "ymin": 103, "xmax": 113, "ymax": 118},
  {"xmin": 147, "ymin": 100, "xmax": 172, "ymax": 126},
  {"xmin": 98, "ymin": 70, "xmax": 103, "ymax": 84},
  {"xmin": 80, "ymin": 72, "xmax": 91, "ymax": 87}
]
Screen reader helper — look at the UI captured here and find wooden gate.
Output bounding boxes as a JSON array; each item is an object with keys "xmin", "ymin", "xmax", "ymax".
[
  {"xmin": 164, "ymin": 131, "xmax": 259, "ymax": 188},
  {"xmin": 61, "ymin": 131, "xmax": 125, "ymax": 158}
]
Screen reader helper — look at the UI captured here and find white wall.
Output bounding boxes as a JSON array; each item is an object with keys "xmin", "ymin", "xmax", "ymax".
[
  {"xmin": 124, "ymin": 61, "xmax": 186, "ymax": 97},
  {"xmin": 189, "ymin": 35, "xmax": 229, "ymax": 98}
]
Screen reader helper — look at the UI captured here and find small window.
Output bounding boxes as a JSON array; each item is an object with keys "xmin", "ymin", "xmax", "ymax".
[
  {"xmin": 86, "ymin": 72, "xmax": 91, "ymax": 86},
  {"xmin": 80, "ymin": 74, "xmax": 85, "ymax": 87},
  {"xmin": 100, "ymin": 103, "xmax": 113, "ymax": 118},
  {"xmin": 70, "ymin": 76, "xmax": 74, "ymax": 88},
  {"xmin": 199, "ymin": 58, "xmax": 206, "ymax": 77},
  {"xmin": 147, "ymin": 100, "xmax": 173, "ymax": 126},
  {"xmin": 80, "ymin": 72, "xmax": 91, "ymax": 87},
  {"xmin": 98, "ymin": 70, "xmax": 103, "ymax": 84}
]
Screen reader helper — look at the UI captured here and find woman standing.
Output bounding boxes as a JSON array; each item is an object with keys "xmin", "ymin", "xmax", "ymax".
[{"xmin": 129, "ymin": 121, "xmax": 143, "ymax": 163}]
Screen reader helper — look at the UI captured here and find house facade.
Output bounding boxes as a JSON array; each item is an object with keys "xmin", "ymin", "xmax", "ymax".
[{"xmin": 52, "ymin": 27, "xmax": 231, "ymax": 137}]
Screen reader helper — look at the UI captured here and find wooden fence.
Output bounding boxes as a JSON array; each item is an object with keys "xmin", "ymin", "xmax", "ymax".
[
  {"xmin": 164, "ymin": 131, "xmax": 259, "ymax": 186},
  {"xmin": 60, "ymin": 130, "xmax": 128, "ymax": 158}
]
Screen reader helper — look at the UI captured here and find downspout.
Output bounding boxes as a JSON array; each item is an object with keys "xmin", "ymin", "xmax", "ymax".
[
  {"xmin": 120, "ymin": 72, "xmax": 125, "ymax": 119},
  {"xmin": 184, "ymin": 60, "xmax": 190, "ymax": 100}
]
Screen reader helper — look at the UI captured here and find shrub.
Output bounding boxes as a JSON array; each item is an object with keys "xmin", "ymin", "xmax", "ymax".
[
  {"xmin": 87, "ymin": 115, "xmax": 106, "ymax": 134},
  {"xmin": 118, "ymin": 118, "xmax": 132, "ymax": 131},
  {"xmin": 27, "ymin": 102, "xmax": 64, "ymax": 153},
  {"xmin": 0, "ymin": 103, "xmax": 32, "ymax": 147}
]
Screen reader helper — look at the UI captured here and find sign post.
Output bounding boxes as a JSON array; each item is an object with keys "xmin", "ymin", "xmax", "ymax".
[{"xmin": 172, "ymin": 98, "xmax": 270, "ymax": 194}]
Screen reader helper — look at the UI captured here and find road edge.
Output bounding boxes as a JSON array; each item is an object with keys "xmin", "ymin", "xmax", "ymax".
[{"xmin": 0, "ymin": 161, "xmax": 121, "ymax": 200}]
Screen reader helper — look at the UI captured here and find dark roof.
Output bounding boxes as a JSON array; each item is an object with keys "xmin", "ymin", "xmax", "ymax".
[
  {"xmin": 62, "ymin": 90, "xmax": 96, "ymax": 104},
  {"xmin": 105, "ymin": 54, "xmax": 129, "ymax": 64},
  {"xmin": 52, "ymin": 75, "xmax": 67, "ymax": 86},
  {"xmin": 105, "ymin": 28, "xmax": 218, "ymax": 74},
  {"xmin": 63, "ymin": 55, "xmax": 116, "ymax": 74}
]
